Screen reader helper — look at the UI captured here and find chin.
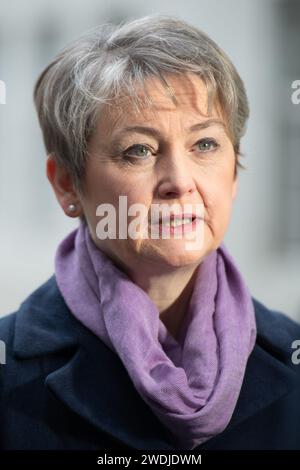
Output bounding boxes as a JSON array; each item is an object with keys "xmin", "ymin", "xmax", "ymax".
[{"xmin": 138, "ymin": 241, "xmax": 208, "ymax": 268}]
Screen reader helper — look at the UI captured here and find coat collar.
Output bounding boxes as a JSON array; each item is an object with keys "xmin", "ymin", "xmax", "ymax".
[{"xmin": 12, "ymin": 275, "xmax": 300, "ymax": 450}]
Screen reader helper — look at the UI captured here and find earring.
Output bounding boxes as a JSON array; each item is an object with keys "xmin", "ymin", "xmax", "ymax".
[{"xmin": 68, "ymin": 203, "xmax": 77, "ymax": 213}]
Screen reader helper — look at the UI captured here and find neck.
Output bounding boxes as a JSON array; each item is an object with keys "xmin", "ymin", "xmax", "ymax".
[{"xmin": 128, "ymin": 261, "xmax": 200, "ymax": 341}]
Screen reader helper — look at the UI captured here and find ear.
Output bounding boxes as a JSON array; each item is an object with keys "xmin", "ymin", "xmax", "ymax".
[{"xmin": 46, "ymin": 154, "xmax": 82, "ymax": 217}]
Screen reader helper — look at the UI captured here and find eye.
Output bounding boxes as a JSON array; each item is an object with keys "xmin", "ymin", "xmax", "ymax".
[
  {"xmin": 122, "ymin": 144, "xmax": 153, "ymax": 159},
  {"xmin": 195, "ymin": 138, "xmax": 219, "ymax": 152}
]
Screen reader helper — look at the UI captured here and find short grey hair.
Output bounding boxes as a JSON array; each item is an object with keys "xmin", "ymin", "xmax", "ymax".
[{"xmin": 34, "ymin": 14, "xmax": 249, "ymax": 210}]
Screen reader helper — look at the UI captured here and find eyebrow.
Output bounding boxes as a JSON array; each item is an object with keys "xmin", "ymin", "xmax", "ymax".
[{"xmin": 114, "ymin": 118, "xmax": 226, "ymax": 139}]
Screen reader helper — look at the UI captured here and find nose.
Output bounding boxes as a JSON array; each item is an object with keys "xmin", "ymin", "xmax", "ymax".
[{"xmin": 156, "ymin": 152, "xmax": 197, "ymax": 200}]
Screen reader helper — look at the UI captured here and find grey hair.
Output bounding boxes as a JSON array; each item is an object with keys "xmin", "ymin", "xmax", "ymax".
[{"xmin": 34, "ymin": 14, "xmax": 249, "ymax": 219}]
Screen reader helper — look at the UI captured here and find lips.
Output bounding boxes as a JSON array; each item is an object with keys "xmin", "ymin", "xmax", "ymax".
[
  {"xmin": 150, "ymin": 213, "xmax": 200, "ymax": 225},
  {"xmin": 159, "ymin": 213, "xmax": 196, "ymax": 224}
]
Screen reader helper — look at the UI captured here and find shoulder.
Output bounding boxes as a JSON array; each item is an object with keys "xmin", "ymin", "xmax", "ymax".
[
  {"xmin": 251, "ymin": 296, "xmax": 300, "ymax": 368},
  {"xmin": 0, "ymin": 274, "xmax": 63, "ymax": 330},
  {"xmin": 0, "ymin": 275, "xmax": 80, "ymax": 365},
  {"xmin": 1, "ymin": 276, "xmax": 300, "ymax": 358},
  {"xmin": 0, "ymin": 310, "xmax": 16, "ymax": 367},
  {"xmin": 253, "ymin": 296, "xmax": 300, "ymax": 336},
  {"xmin": 0, "ymin": 309, "xmax": 16, "ymax": 344}
]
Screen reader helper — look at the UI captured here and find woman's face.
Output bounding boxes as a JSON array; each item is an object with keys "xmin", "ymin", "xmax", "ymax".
[{"xmin": 79, "ymin": 72, "xmax": 238, "ymax": 272}]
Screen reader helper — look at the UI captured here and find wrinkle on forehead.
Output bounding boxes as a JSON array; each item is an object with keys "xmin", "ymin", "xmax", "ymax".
[{"xmin": 90, "ymin": 72, "xmax": 225, "ymax": 146}]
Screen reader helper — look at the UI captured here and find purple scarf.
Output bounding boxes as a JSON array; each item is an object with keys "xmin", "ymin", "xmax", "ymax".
[{"xmin": 54, "ymin": 222, "xmax": 257, "ymax": 450}]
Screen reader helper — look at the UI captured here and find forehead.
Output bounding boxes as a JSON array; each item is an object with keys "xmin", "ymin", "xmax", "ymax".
[
  {"xmin": 92, "ymin": 72, "xmax": 223, "ymax": 141},
  {"xmin": 136, "ymin": 73, "xmax": 210, "ymax": 112}
]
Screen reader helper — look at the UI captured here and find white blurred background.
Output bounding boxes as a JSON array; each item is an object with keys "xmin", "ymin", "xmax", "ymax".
[{"xmin": 0, "ymin": 0, "xmax": 299, "ymax": 319}]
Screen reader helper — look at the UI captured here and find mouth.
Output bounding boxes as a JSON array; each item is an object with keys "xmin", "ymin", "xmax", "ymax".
[
  {"xmin": 151, "ymin": 213, "xmax": 198, "ymax": 226},
  {"xmin": 148, "ymin": 213, "xmax": 203, "ymax": 234},
  {"xmin": 160, "ymin": 214, "xmax": 196, "ymax": 227}
]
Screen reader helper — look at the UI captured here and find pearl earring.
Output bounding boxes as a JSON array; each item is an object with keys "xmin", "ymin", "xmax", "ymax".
[{"xmin": 68, "ymin": 203, "xmax": 77, "ymax": 213}]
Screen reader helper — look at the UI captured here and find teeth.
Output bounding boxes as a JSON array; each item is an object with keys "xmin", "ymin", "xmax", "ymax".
[{"xmin": 162, "ymin": 217, "xmax": 193, "ymax": 227}]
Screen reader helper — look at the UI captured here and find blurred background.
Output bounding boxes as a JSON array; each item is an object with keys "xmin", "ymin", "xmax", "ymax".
[{"xmin": 0, "ymin": 0, "xmax": 299, "ymax": 320}]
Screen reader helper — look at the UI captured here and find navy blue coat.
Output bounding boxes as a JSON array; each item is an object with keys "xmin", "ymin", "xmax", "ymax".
[{"xmin": 0, "ymin": 274, "xmax": 300, "ymax": 450}]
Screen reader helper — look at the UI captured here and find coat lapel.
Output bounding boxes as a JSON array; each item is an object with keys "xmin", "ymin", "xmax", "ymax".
[
  {"xmin": 13, "ymin": 275, "xmax": 175, "ymax": 450},
  {"xmin": 225, "ymin": 343, "xmax": 299, "ymax": 433},
  {"xmin": 12, "ymin": 275, "xmax": 300, "ymax": 450},
  {"xmin": 45, "ymin": 337, "xmax": 175, "ymax": 450}
]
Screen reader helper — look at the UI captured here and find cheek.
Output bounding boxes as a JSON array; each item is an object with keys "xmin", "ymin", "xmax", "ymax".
[
  {"xmin": 84, "ymin": 161, "xmax": 152, "ymax": 220},
  {"xmin": 198, "ymin": 173, "xmax": 235, "ymax": 235},
  {"xmin": 84, "ymin": 161, "xmax": 126, "ymax": 204}
]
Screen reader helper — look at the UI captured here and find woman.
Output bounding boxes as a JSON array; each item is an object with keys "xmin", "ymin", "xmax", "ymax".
[{"xmin": 1, "ymin": 14, "xmax": 300, "ymax": 451}]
